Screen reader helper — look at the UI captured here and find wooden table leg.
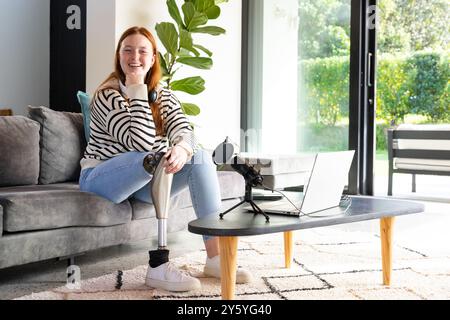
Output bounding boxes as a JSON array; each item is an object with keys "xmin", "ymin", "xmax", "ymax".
[
  {"xmin": 380, "ymin": 217, "xmax": 395, "ymax": 286},
  {"xmin": 284, "ymin": 231, "xmax": 293, "ymax": 268},
  {"xmin": 219, "ymin": 236, "xmax": 238, "ymax": 300}
]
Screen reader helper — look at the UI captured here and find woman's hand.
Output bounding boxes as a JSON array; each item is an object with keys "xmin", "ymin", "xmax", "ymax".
[{"xmin": 164, "ymin": 146, "xmax": 189, "ymax": 174}]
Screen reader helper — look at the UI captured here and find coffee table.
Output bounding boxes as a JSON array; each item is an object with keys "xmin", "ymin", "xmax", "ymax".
[{"xmin": 188, "ymin": 196, "xmax": 424, "ymax": 300}]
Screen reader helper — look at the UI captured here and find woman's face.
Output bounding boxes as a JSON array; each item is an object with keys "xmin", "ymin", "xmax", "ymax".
[{"xmin": 119, "ymin": 34, "xmax": 155, "ymax": 78}]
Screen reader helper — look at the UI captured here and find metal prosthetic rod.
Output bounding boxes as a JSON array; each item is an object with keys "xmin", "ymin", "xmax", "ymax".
[
  {"xmin": 145, "ymin": 153, "xmax": 174, "ymax": 250},
  {"xmin": 152, "ymin": 159, "xmax": 173, "ymax": 250}
]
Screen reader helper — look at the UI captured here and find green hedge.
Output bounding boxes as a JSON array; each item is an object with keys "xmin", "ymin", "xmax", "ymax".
[
  {"xmin": 299, "ymin": 56, "xmax": 349, "ymax": 126},
  {"xmin": 297, "ymin": 123, "xmax": 388, "ymax": 152},
  {"xmin": 376, "ymin": 123, "xmax": 390, "ymax": 151},
  {"xmin": 407, "ymin": 52, "xmax": 449, "ymax": 122},
  {"xmin": 299, "ymin": 51, "xmax": 449, "ymax": 125},
  {"xmin": 376, "ymin": 54, "xmax": 410, "ymax": 124},
  {"xmin": 297, "ymin": 124, "xmax": 348, "ymax": 152}
]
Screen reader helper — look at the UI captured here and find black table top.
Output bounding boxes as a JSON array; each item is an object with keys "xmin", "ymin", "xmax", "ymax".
[{"xmin": 188, "ymin": 196, "xmax": 425, "ymax": 237}]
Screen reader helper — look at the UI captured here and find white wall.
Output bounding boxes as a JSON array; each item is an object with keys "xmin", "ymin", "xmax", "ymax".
[
  {"xmin": 86, "ymin": 0, "xmax": 116, "ymax": 96},
  {"xmin": 116, "ymin": 0, "xmax": 166, "ymax": 40},
  {"xmin": 0, "ymin": 0, "xmax": 50, "ymax": 116},
  {"xmin": 178, "ymin": 0, "xmax": 242, "ymax": 150},
  {"xmin": 86, "ymin": 0, "xmax": 242, "ymax": 150}
]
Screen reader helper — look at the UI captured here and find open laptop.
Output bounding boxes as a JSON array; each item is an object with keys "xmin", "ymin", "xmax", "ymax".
[{"xmin": 256, "ymin": 150, "xmax": 355, "ymax": 217}]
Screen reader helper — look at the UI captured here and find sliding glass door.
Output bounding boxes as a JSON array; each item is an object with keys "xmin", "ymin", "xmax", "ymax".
[
  {"xmin": 242, "ymin": 0, "xmax": 352, "ymax": 155},
  {"xmin": 297, "ymin": 0, "xmax": 351, "ymax": 154},
  {"xmin": 373, "ymin": 0, "xmax": 449, "ymax": 196},
  {"xmin": 243, "ymin": 0, "xmax": 376, "ymax": 194}
]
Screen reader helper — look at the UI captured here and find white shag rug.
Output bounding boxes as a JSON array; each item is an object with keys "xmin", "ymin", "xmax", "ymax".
[{"xmin": 16, "ymin": 228, "xmax": 450, "ymax": 300}]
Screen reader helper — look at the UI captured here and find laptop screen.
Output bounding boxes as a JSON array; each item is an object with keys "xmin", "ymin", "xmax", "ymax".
[{"xmin": 300, "ymin": 150, "xmax": 355, "ymax": 214}]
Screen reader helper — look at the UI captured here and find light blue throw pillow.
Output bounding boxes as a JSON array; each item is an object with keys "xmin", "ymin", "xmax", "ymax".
[{"xmin": 77, "ymin": 91, "xmax": 91, "ymax": 142}]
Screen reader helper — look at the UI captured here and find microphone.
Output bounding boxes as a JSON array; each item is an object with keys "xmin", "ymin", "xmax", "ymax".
[
  {"xmin": 212, "ymin": 137, "xmax": 263, "ymax": 187},
  {"xmin": 212, "ymin": 137, "xmax": 269, "ymax": 222},
  {"xmin": 212, "ymin": 137, "xmax": 241, "ymax": 165}
]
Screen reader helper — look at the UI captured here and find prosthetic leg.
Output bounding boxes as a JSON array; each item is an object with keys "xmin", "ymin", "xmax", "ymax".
[
  {"xmin": 143, "ymin": 153, "xmax": 173, "ymax": 266},
  {"xmin": 143, "ymin": 152, "xmax": 201, "ymax": 292}
]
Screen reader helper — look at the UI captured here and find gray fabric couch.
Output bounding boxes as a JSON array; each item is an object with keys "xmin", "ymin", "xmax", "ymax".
[{"xmin": 0, "ymin": 107, "xmax": 244, "ymax": 270}]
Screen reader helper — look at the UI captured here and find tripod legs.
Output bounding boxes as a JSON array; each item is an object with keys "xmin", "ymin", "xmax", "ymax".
[
  {"xmin": 219, "ymin": 199, "xmax": 270, "ymax": 222},
  {"xmin": 219, "ymin": 199, "xmax": 246, "ymax": 219},
  {"xmin": 249, "ymin": 200, "xmax": 270, "ymax": 222}
]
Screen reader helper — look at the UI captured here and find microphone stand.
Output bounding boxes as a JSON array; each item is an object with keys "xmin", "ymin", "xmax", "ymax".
[{"xmin": 219, "ymin": 172, "xmax": 270, "ymax": 223}]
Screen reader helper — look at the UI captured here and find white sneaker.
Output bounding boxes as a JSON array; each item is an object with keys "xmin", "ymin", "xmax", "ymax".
[
  {"xmin": 203, "ymin": 256, "xmax": 253, "ymax": 284},
  {"xmin": 145, "ymin": 262, "xmax": 201, "ymax": 292}
]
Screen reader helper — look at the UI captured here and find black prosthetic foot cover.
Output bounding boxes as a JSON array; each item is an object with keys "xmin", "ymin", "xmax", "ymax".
[{"xmin": 149, "ymin": 249, "xmax": 170, "ymax": 268}]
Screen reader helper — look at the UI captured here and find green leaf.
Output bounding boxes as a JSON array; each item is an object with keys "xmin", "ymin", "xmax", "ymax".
[
  {"xmin": 161, "ymin": 75, "xmax": 171, "ymax": 82},
  {"xmin": 214, "ymin": 0, "xmax": 228, "ymax": 4},
  {"xmin": 191, "ymin": 0, "xmax": 220, "ymax": 20},
  {"xmin": 205, "ymin": 5, "xmax": 220, "ymax": 19},
  {"xmin": 191, "ymin": 26, "xmax": 225, "ymax": 36},
  {"xmin": 155, "ymin": 22, "xmax": 179, "ymax": 56},
  {"xmin": 177, "ymin": 57, "xmax": 213, "ymax": 70},
  {"xmin": 193, "ymin": 44, "xmax": 212, "ymax": 57},
  {"xmin": 182, "ymin": 2, "xmax": 208, "ymax": 30},
  {"xmin": 171, "ymin": 77, "xmax": 205, "ymax": 95},
  {"xmin": 181, "ymin": 103, "xmax": 201, "ymax": 116},
  {"xmin": 193, "ymin": 0, "xmax": 213, "ymax": 12},
  {"xmin": 158, "ymin": 52, "xmax": 169, "ymax": 76},
  {"xmin": 166, "ymin": 0, "xmax": 184, "ymax": 28},
  {"xmin": 178, "ymin": 47, "xmax": 194, "ymax": 57},
  {"xmin": 179, "ymin": 30, "xmax": 193, "ymax": 50},
  {"xmin": 189, "ymin": 47, "xmax": 200, "ymax": 57},
  {"xmin": 164, "ymin": 52, "xmax": 171, "ymax": 63},
  {"xmin": 179, "ymin": 30, "xmax": 200, "ymax": 56}
]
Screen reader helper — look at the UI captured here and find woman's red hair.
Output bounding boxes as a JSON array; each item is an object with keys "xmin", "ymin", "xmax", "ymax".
[{"xmin": 98, "ymin": 26, "xmax": 164, "ymax": 135}]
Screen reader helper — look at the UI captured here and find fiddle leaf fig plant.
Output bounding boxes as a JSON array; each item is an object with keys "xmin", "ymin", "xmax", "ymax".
[{"xmin": 156, "ymin": 0, "xmax": 228, "ymax": 117}]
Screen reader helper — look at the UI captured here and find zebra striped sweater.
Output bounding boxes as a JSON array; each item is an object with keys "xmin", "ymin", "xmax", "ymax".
[{"xmin": 80, "ymin": 80, "xmax": 198, "ymax": 170}]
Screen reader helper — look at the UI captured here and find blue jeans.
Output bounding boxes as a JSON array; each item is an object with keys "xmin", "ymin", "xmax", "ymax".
[{"xmin": 79, "ymin": 149, "xmax": 221, "ymax": 241}]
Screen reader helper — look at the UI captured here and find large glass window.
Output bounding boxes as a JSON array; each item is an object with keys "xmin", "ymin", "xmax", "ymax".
[
  {"xmin": 297, "ymin": 0, "xmax": 351, "ymax": 153},
  {"xmin": 374, "ymin": 0, "xmax": 450, "ymax": 196},
  {"xmin": 245, "ymin": 0, "xmax": 300, "ymax": 154},
  {"xmin": 245, "ymin": 0, "xmax": 352, "ymax": 155}
]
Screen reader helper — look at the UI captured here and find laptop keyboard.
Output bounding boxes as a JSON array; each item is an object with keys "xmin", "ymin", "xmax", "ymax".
[
  {"xmin": 245, "ymin": 198, "xmax": 303, "ymax": 217},
  {"xmin": 254, "ymin": 209, "xmax": 300, "ymax": 217}
]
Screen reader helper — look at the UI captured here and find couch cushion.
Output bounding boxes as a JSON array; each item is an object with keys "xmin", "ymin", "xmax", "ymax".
[
  {"xmin": 219, "ymin": 153, "xmax": 315, "ymax": 189},
  {"xmin": 394, "ymin": 158, "xmax": 450, "ymax": 172},
  {"xmin": 28, "ymin": 106, "xmax": 87, "ymax": 184},
  {"xmin": 0, "ymin": 183, "xmax": 132, "ymax": 232},
  {"xmin": 396, "ymin": 124, "xmax": 450, "ymax": 150},
  {"xmin": 77, "ymin": 91, "xmax": 91, "ymax": 143},
  {"xmin": 131, "ymin": 171, "xmax": 245, "ymax": 220},
  {"xmin": 0, "ymin": 116, "xmax": 40, "ymax": 187},
  {"xmin": 239, "ymin": 153, "xmax": 315, "ymax": 175},
  {"xmin": 395, "ymin": 124, "xmax": 450, "ymax": 171},
  {"xmin": 0, "ymin": 224, "xmax": 130, "ymax": 269}
]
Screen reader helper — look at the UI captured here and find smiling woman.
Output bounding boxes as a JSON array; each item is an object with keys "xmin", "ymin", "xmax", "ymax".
[
  {"xmin": 119, "ymin": 34, "xmax": 155, "ymax": 86},
  {"xmin": 118, "ymin": 36, "xmax": 159, "ymax": 109},
  {"xmin": 78, "ymin": 26, "xmax": 252, "ymax": 294}
]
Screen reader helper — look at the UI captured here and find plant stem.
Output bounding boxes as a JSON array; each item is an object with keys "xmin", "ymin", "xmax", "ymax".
[{"xmin": 167, "ymin": 57, "xmax": 175, "ymax": 88}]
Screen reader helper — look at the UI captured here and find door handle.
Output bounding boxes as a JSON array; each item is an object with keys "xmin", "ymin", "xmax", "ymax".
[{"xmin": 367, "ymin": 52, "xmax": 373, "ymax": 87}]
